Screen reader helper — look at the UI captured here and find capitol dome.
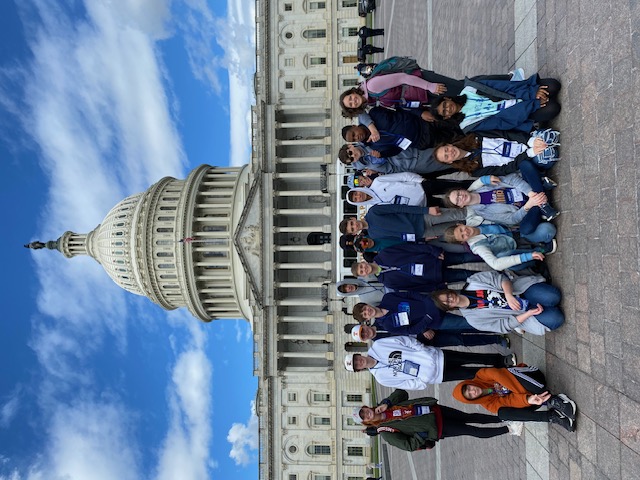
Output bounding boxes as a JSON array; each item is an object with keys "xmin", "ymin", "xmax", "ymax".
[{"xmin": 28, "ymin": 164, "xmax": 254, "ymax": 322}]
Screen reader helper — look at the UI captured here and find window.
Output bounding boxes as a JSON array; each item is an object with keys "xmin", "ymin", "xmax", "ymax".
[
  {"xmin": 313, "ymin": 417, "xmax": 331, "ymax": 426},
  {"xmin": 285, "ymin": 81, "xmax": 294, "ymax": 89},
  {"xmin": 284, "ymin": 3, "xmax": 292, "ymax": 11},
  {"xmin": 342, "ymin": 78, "xmax": 359, "ymax": 87},
  {"xmin": 303, "ymin": 29, "xmax": 327, "ymax": 39},
  {"xmin": 347, "ymin": 477, "xmax": 364, "ymax": 480},
  {"xmin": 284, "ymin": 58, "xmax": 295, "ymax": 67},
  {"xmin": 313, "ymin": 393, "xmax": 330, "ymax": 402},
  {"xmin": 288, "ymin": 416, "xmax": 298, "ymax": 425},
  {"xmin": 285, "ymin": 32, "xmax": 294, "ymax": 39},
  {"xmin": 289, "ymin": 445, "xmax": 298, "ymax": 454},
  {"xmin": 345, "ymin": 417, "xmax": 359, "ymax": 427},
  {"xmin": 342, "ymin": 0, "xmax": 357, "ymax": 6},
  {"xmin": 347, "ymin": 446, "xmax": 364, "ymax": 456},
  {"xmin": 310, "ymin": 1, "xmax": 326, "ymax": 8},
  {"xmin": 288, "ymin": 392, "xmax": 298, "ymax": 402},
  {"xmin": 289, "ymin": 475, "xmax": 298, "ymax": 480},
  {"xmin": 308, "ymin": 445, "xmax": 331, "ymax": 455},
  {"xmin": 310, "ymin": 57, "xmax": 327, "ymax": 66},
  {"xmin": 313, "ymin": 476, "xmax": 331, "ymax": 480},
  {"xmin": 346, "ymin": 394, "xmax": 363, "ymax": 402},
  {"xmin": 342, "ymin": 55, "xmax": 358, "ymax": 64},
  {"xmin": 341, "ymin": 27, "xmax": 358, "ymax": 37},
  {"xmin": 310, "ymin": 80, "xmax": 327, "ymax": 88}
]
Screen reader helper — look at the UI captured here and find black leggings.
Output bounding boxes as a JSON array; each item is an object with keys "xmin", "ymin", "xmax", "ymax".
[
  {"xmin": 498, "ymin": 406, "xmax": 550, "ymax": 422},
  {"xmin": 529, "ymin": 78, "xmax": 561, "ymax": 122},
  {"xmin": 441, "ymin": 350, "xmax": 506, "ymax": 382},
  {"xmin": 440, "ymin": 405, "xmax": 508, "ymax": 439}
]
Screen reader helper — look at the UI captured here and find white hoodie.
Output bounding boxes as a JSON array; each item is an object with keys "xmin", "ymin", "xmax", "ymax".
[{"xmin": 346, "ymin": 172, "xmax": 427, "ymax": 207}]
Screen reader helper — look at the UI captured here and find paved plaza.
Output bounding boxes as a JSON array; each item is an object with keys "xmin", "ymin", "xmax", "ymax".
[{"xmin": 366, "ymin": 1, "xmax": 640, "ymax": 479}]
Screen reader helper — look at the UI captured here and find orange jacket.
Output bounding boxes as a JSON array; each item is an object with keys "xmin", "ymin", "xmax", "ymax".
[{"xmin": 452, "ymin": 367, "xmax": 533, "ymax": 413}]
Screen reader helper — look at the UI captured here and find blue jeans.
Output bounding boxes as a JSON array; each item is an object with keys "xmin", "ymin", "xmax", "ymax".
[
  {"xmin": 439, "ymin": 313, "xmax": 477, "ymax": 331},
  {"xmin": 519, "ymin": 210, "xmax": 557, "ymax": 243},
  {"xmin": 522, "ymin": 283, "xmax": 564, "ymax": 330}
]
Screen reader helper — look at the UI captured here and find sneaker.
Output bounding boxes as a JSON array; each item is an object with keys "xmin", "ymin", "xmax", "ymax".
[
  {"xmin": 514, "ymin": 327, "xmax": 525, "ymax": 335},
  {"xmin": 506, "ymin": 420, "xmax": 524, "ymax": 436},
  {"xmin": 540, "ymin": 203, "xmax": 560, "ymax": 221},
  {"xmin": 503, "ymin": 353, "xmax": 517, "ymax": 367},
  {"xmin": 543, "ymin": 239, "xmax": 558, "ymax": 255},
  {"xmin": 542, "ymin": 176, "xmax": 558, "ymax": 190},
  {"xmin": 500, "ymin": 335, "xmax": 511, "ymax": 349},
  {"xmin": 509, "ymin": 67, "xmax": 525, "ymax": 81},
  {"xmin": 548, "ymin": 409, "xmax": 576, "ymax": 432},
  {"xmin": 548, "ymin": 394, "xmax": 577, "ymax": 420}
]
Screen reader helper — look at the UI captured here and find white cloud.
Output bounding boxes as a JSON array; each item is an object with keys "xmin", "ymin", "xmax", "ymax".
[
  {"xmin": 0, "ymin": 388, "xmax": 21, "ymax": 429},
  {"xmin": 26, "ymin": 401, "xmax": 141, "ymax": 480},
  {"xmin": 227, "ymin": 401, "xmax": 258, "ymax": 466},
  {"xmin": 155, "ymin": 346, "xmax": 213, "ymax": 480},
  {"xmin": 177, "ymin": 0, "xmax": 256, "ymax": 166}
]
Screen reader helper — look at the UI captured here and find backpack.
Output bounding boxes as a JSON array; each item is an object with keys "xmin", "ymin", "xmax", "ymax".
[
  {"xmin": 369, "ymin": 56, "xmax": 421, "ymax": 78},
  {"xmin": 366, "ymin": 57, "xmax": 424, "ymax": 106}
]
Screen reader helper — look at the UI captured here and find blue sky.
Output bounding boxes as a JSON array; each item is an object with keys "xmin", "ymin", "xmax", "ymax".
[{"xmin": 0, "ymin": 1, "xmax": 258, "ymax": 479}]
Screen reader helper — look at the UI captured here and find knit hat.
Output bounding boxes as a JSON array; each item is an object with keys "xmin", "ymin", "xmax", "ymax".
[{"xmin": 351, "ymin": 324, "xmax": 364, "ymax": 342}]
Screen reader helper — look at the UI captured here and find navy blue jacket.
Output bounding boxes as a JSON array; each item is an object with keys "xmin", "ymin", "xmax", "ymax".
[
  {"xmin": 373, "ymin": 243, "xmax": 444, "ymax": 292},
  {"xmin": 375, "ymin": 291, "xmax": 444, "ymax": 332},
  {"xmin": 364, "ymin": 204, "xmax": 429, "ymax": 242}
]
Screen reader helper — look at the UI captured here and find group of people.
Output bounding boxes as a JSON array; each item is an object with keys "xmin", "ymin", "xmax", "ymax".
[{"xmin": 335, "ymin": 55, "xmax": 578, "ymax": 452}]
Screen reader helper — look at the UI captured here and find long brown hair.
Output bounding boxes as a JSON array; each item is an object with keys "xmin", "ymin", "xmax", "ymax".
[
  {"xmin": 434, "ymin": 134, "xmax": 482, "ymax": 173},
  {"xmin": 339, "ymin": 87, "xmax": 367, "ymax": 118}
]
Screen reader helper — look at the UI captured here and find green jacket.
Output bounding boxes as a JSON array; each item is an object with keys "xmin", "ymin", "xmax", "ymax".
[{"xmin": 377, "ymin": 389, "xmax": 440, "ymax": 452}]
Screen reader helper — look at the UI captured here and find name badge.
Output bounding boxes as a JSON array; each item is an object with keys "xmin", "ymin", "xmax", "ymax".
[
  {"xmin": 393, "ymin": 195, "xmax": 410, "ymax": 205},
  {"xmin": 397, "ymin": 137, "xmax": 412, "ymax": 150},
  {"xmin": 411, "ymin": 264, "xmax": 424, "ymax": 276},
  {"xmin": 394, "ymin": 312, "xmax": 410, "ymax": 326},
  {"xmin": 402, "ymin": 360, "xmax": 420, "ymax": 377},
  {"xmin": 510, "ymin": 190, "xmax": 524, "ymax": 202},
  {"xmin": 403, "ymin": 233, "xmax": 416, "ymax": 242},
  {"xmin": 501, "ymin": 142, "xmax": 512, "ymax": 157}
]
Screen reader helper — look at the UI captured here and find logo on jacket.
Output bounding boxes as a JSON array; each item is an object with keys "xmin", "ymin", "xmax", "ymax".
[{"xmin": 388, "ymin": 350, "xmax": 403, "ymax": 376}]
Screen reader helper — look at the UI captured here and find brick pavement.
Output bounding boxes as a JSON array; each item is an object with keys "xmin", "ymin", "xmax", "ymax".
[{"xmin": 369, "ymin": 1, "xmax": 640, "ymax": 479}]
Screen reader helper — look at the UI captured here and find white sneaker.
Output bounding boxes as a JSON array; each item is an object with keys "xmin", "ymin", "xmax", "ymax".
[
  {"xmin": 506, "ymin": 421, "xmax": 524, "ymax": 436},
  {"xmin": 509, "ymin": 67, "xmax": 525, "ymax": 81}
]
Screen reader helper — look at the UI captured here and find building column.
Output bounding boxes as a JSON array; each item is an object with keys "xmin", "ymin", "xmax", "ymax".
[
  {"xmin": 274, "ymin": 225, "xmax": 331, "ymax": 233},
  {"xmin": 275, "ymin": 207, "xmax": 330, "ymax": 216},
  {"xmin": 275, "ymin": 262, "xmax": 332, "ymax": 270},
  {"xmin": 276, "ymin": 282, "xmax": 327, "ymax": 288},
  {"xmin": 275, "ymin": 245, "xmax": 332, "ymax": 252},
  {"xmin": 277, "ymin": 298, "xmax": 326, "ymax": 306}
]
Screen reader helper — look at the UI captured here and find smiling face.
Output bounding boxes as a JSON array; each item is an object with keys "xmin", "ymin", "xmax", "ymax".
[
  {"xmin": 448, "ymin": 189, "xmax": 471, "ymax": 207},
  {"xmin": 355, "ymin": 262, "xmax": 374, "ymax": 277},
  {"xmin": 357, "ymin": 175, "xmax": 372, "ymax": 187},
  {"xmin": 345, "ymin": 218, "xmax": 364, "ymax": 235},
  {"xmin": 345, "ymin": 126, "xmax": 369, "ymax": 143},
  {"xmin": 350, "ymin": 190, "xmax": 371, "ymax": 203},
  {"xmin": 436, "ymin": 98, "xmax": 461, "ymax": 119},
  {"xmin": 347, "ymin": 144, "xmax": 363, "ymax": 161},
  {"xmin": 453, "ymin": 224, "xmax": 477, "ymax": 242},
  {"xmin": 435, "ymin": 144, "xmax": 463, "ymax": 164},
  {"xmin": 341, "ymin": 284, "xmax": 357, "ymax": 293},
  {"xmin": 359, "ymin": 325, "xmax": 376, "ymax": 341},
  {"xmin": 436, "ymin": 290, "xmax": 460, "ymax": 309},
  {"xmin": 356, "ymin": 237, "xmax": 375, "ymax": 250},
  {"xmin": 359, "ymin": 304, "xmax": 377, "ymax": 321},
  {"xmin": 359, "ymin": 406, "xmax": 375, "ymax": 422},
  {"xmin": 353, "ymin": 354, "xmax": 373, "ymax": 371},
  {"xmin": 462, "ymin": 385, "xmax": 484, "ymax": 400},
  {"xmin": 342, "ymin": 92, "xmax": 365, "ymax": 110}
]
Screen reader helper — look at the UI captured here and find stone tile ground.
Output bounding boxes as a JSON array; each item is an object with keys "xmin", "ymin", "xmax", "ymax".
[{"xmin": 369, "ymin": 1, "xmax": 640, "ymax": 479}]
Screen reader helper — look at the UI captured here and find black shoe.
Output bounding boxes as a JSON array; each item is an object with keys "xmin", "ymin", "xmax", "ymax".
[
  {"xmin": 549, "ymin": 409, "xmax": 575, "ymax": 432},
  {"xmin": 548, "ymin": 394, "xmax": 577, "ymax": 420},
  {"xmin": 539, "ymin": 203, "xmax": 560, "ymax": 221},
  {"xmin": 503, "ymin": 353, "xmax": 517, "ymax": 367},
  {"xmin": 531, "ymin": 261, "xmax": 552, "ymax": 282}
]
